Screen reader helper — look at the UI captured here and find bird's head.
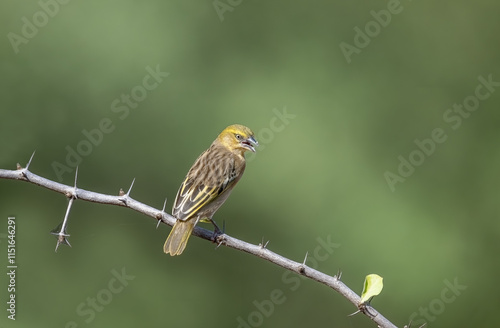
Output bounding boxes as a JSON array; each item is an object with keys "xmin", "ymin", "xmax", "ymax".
[{"xmin": 217, "ymin": 124, "xmax": 259, "ymax": 154}]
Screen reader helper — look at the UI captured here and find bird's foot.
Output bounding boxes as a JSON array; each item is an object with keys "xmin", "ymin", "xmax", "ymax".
[{"xmin": 209, "ymin": 219, "xmax": 227, "ymax": 248}]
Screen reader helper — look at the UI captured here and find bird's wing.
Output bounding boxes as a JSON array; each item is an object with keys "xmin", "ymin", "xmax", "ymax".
[{"xmin": 172, "ymin": 160, "xmax": 240, "ymax": 221}]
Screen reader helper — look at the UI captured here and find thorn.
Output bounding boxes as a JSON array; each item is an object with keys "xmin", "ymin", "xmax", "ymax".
[
  {"xmin": 20, "ymin": 150, "xmax": 37, "ymax": 179},
  {"xmin": 348, "ymin": 309, "xmax": 361, "ymax": 317},
  {"xmin": 51, "ymin": 197, "xmax": 75, "ymax": 252},
  {"xmin": 71, "ymin": 167, "xmax": 79, "ymax": 199},
  {"xmin": 336, "ymin": 269, "xmax": 343, "ymax": 280},
  {"xmin": 119, "ymin": 178, "xmax": 135, "ymax": 204},
  {"xmin": 63, "ymin": 167, "xmax": 79, "ymax": 199},
  {"xmin": 302, "ymin": 251, "xmax": 309, "ymax": 265},
  {"xmin": 54, "ymin": 234, "xmax": 72, "ymax": 252},
  {"xmin": 74, "ymin": 166, "xmax": 79, "ymax": 187},
  {"xmin": 126, "ymin": 178, "xmax": 135, "ymax": 196},
  {"xmin": 298, "ymin": 251, "xmax": 308, "ymax": 274},
  {"xmin": 259, "ymin": 237, "xmax": 269, "ymax": 249},
  {"xmin": 119, "ymin": 188, "xmax": 125, "ymax": 196},
  {"xmin": 214, "ymin": 235, "xmax": 225, "ymax": 249},
  {"xmin": 50, "ymin": 223, "xmax": 71, "ymax": 252},
  {"xmin": 405, "ymin": 321, "xmax": 426, "ymax": 328},
  {"xmin": 156, "ymin": 197, "xmax": 168, "ymax": 229},
  {"xmin": 25, "ymin": 150, "xmax": 36, "ymax": 170},
  {"xmin": 213, "ymin": 225, "xmax": 226, "ymax": 249},
  {"xmin": 161, "ymin": 197, "xmax": 168, "ymax": 212}
]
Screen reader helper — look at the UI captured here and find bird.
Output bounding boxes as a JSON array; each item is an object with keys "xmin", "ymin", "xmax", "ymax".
[{"xmin": 164, "ymin": 124, "xmax": 258, "ymax": 256}]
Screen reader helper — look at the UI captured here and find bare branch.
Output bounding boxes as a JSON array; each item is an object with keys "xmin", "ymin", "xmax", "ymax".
[{"xmin": 0, "ymin": 162, "xmax": 399, "ymax": 328}]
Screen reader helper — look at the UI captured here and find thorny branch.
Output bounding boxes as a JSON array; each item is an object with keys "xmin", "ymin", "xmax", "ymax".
[{"xmin": 0, "ymin": 152, "xmax": 413, "ymax": 328}]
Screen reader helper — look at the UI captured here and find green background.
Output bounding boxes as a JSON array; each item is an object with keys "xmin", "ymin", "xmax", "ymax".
[{"xmin": 1, "ymin": 1, "xmax": 499, "ymax": 327}]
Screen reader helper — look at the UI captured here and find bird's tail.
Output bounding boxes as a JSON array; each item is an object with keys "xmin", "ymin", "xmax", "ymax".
[{"xmin": 164, "ymin": 219, "xmax": 197, "ymax": 256}]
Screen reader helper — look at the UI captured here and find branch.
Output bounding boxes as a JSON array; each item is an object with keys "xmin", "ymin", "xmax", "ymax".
[{"xmin": 0, "ymin": 154, "xmax": 403, "ymax": 328}]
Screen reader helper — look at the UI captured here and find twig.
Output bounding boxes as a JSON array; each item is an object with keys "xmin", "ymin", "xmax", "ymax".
[{"xmin": 0, "ymin": 155, "xmax": 399, "ymax": 328}]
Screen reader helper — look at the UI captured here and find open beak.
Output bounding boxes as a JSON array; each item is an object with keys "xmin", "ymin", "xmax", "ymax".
[{"xmin": 241, "ymin": 135, "xmax": 259, "ymax": 153}]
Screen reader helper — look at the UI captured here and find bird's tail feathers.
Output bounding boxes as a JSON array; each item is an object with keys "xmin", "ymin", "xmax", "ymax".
[{"xmin": 164, "ymin": 219, "xmax": 197, "ymax": 256}]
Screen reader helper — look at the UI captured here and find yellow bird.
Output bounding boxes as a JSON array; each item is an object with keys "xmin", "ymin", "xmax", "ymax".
[{"xmin": 164, "ymin": 124, "xmax": 258, "ymax": 256}]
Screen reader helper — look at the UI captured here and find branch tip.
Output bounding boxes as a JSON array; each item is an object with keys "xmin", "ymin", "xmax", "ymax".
[
  {"xmin": 54, "ymin": 234, "xmax": 72, "ymax": 252},
  {"xmin": 51, "ymin": 220, "xmax": 71, "ymax": 252}
]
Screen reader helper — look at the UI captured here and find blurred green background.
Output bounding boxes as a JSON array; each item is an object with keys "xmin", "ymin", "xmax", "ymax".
[{"xmin": 1, "ymin": 1, "xmax": 499, "ymax": 327}]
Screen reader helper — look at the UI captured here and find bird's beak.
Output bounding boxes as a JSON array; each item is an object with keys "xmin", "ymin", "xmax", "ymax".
[{"xmin": 241, "ymin": 135, "xmax": 259, "ymax": 153}]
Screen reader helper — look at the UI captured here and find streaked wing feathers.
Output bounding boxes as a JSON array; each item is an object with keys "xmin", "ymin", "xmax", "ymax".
[
  {"xmin": 172, "ymin": 161, "xmax": 240, "ymax": 221},
  {"xmin": 172, "ymin": 179, "xmax": 219, "ymax": 221}
]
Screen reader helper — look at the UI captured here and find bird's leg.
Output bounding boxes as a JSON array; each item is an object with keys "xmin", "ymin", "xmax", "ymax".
[
  {"xmin": 209, "ymin": 219, "xmax": 227, "ymax": 249},
  {"xmin": 208, "ymin": 218, "xmax": 223, "ymax": 241}
]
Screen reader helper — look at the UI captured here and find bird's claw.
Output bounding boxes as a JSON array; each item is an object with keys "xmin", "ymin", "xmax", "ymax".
[{"xmin": 209, "ymin": 219, "xmax": 223, "ymax": 241}]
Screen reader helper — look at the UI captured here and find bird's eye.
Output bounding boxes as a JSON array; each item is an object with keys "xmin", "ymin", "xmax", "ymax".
[{"xmin": 235, "ymin": 134, "xmax": 243, "ymax": 140}]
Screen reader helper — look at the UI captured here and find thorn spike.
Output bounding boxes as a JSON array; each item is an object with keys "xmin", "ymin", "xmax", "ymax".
[
  {"xmin": 54, "ymin": 235, "xmax": 72, "ymax": 252},
  {"xmin": 215, "ymin": 237, "xmax": 224, "ymax": 249},
  {"xmin": 74, "ymin": 166, "xmax": 79, "ymax": 188},
  {"xmin": 156, "ymin": 197, "xmax": 168, "ymax": 228},
  {"xmin": 348, "ymin": 309, "xmax": 361, "ymax": 317},
  {"xmin": 52, "ymin": 197, "xmax": 74, "ymax": 251},
  {"xmin": 126, "ymin": 178, "xmax": 136, "ymax": 196},
  {"xmin": 26, "ymin": 150, "xmax": 36, "ymax": 169},
  {"xmin": 51, "ymin": 221, "xmax": 71, "ymax": 252},
  {"xmin": 161, "ymin": 198, "xmax": 168, "ymax": 212}
]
